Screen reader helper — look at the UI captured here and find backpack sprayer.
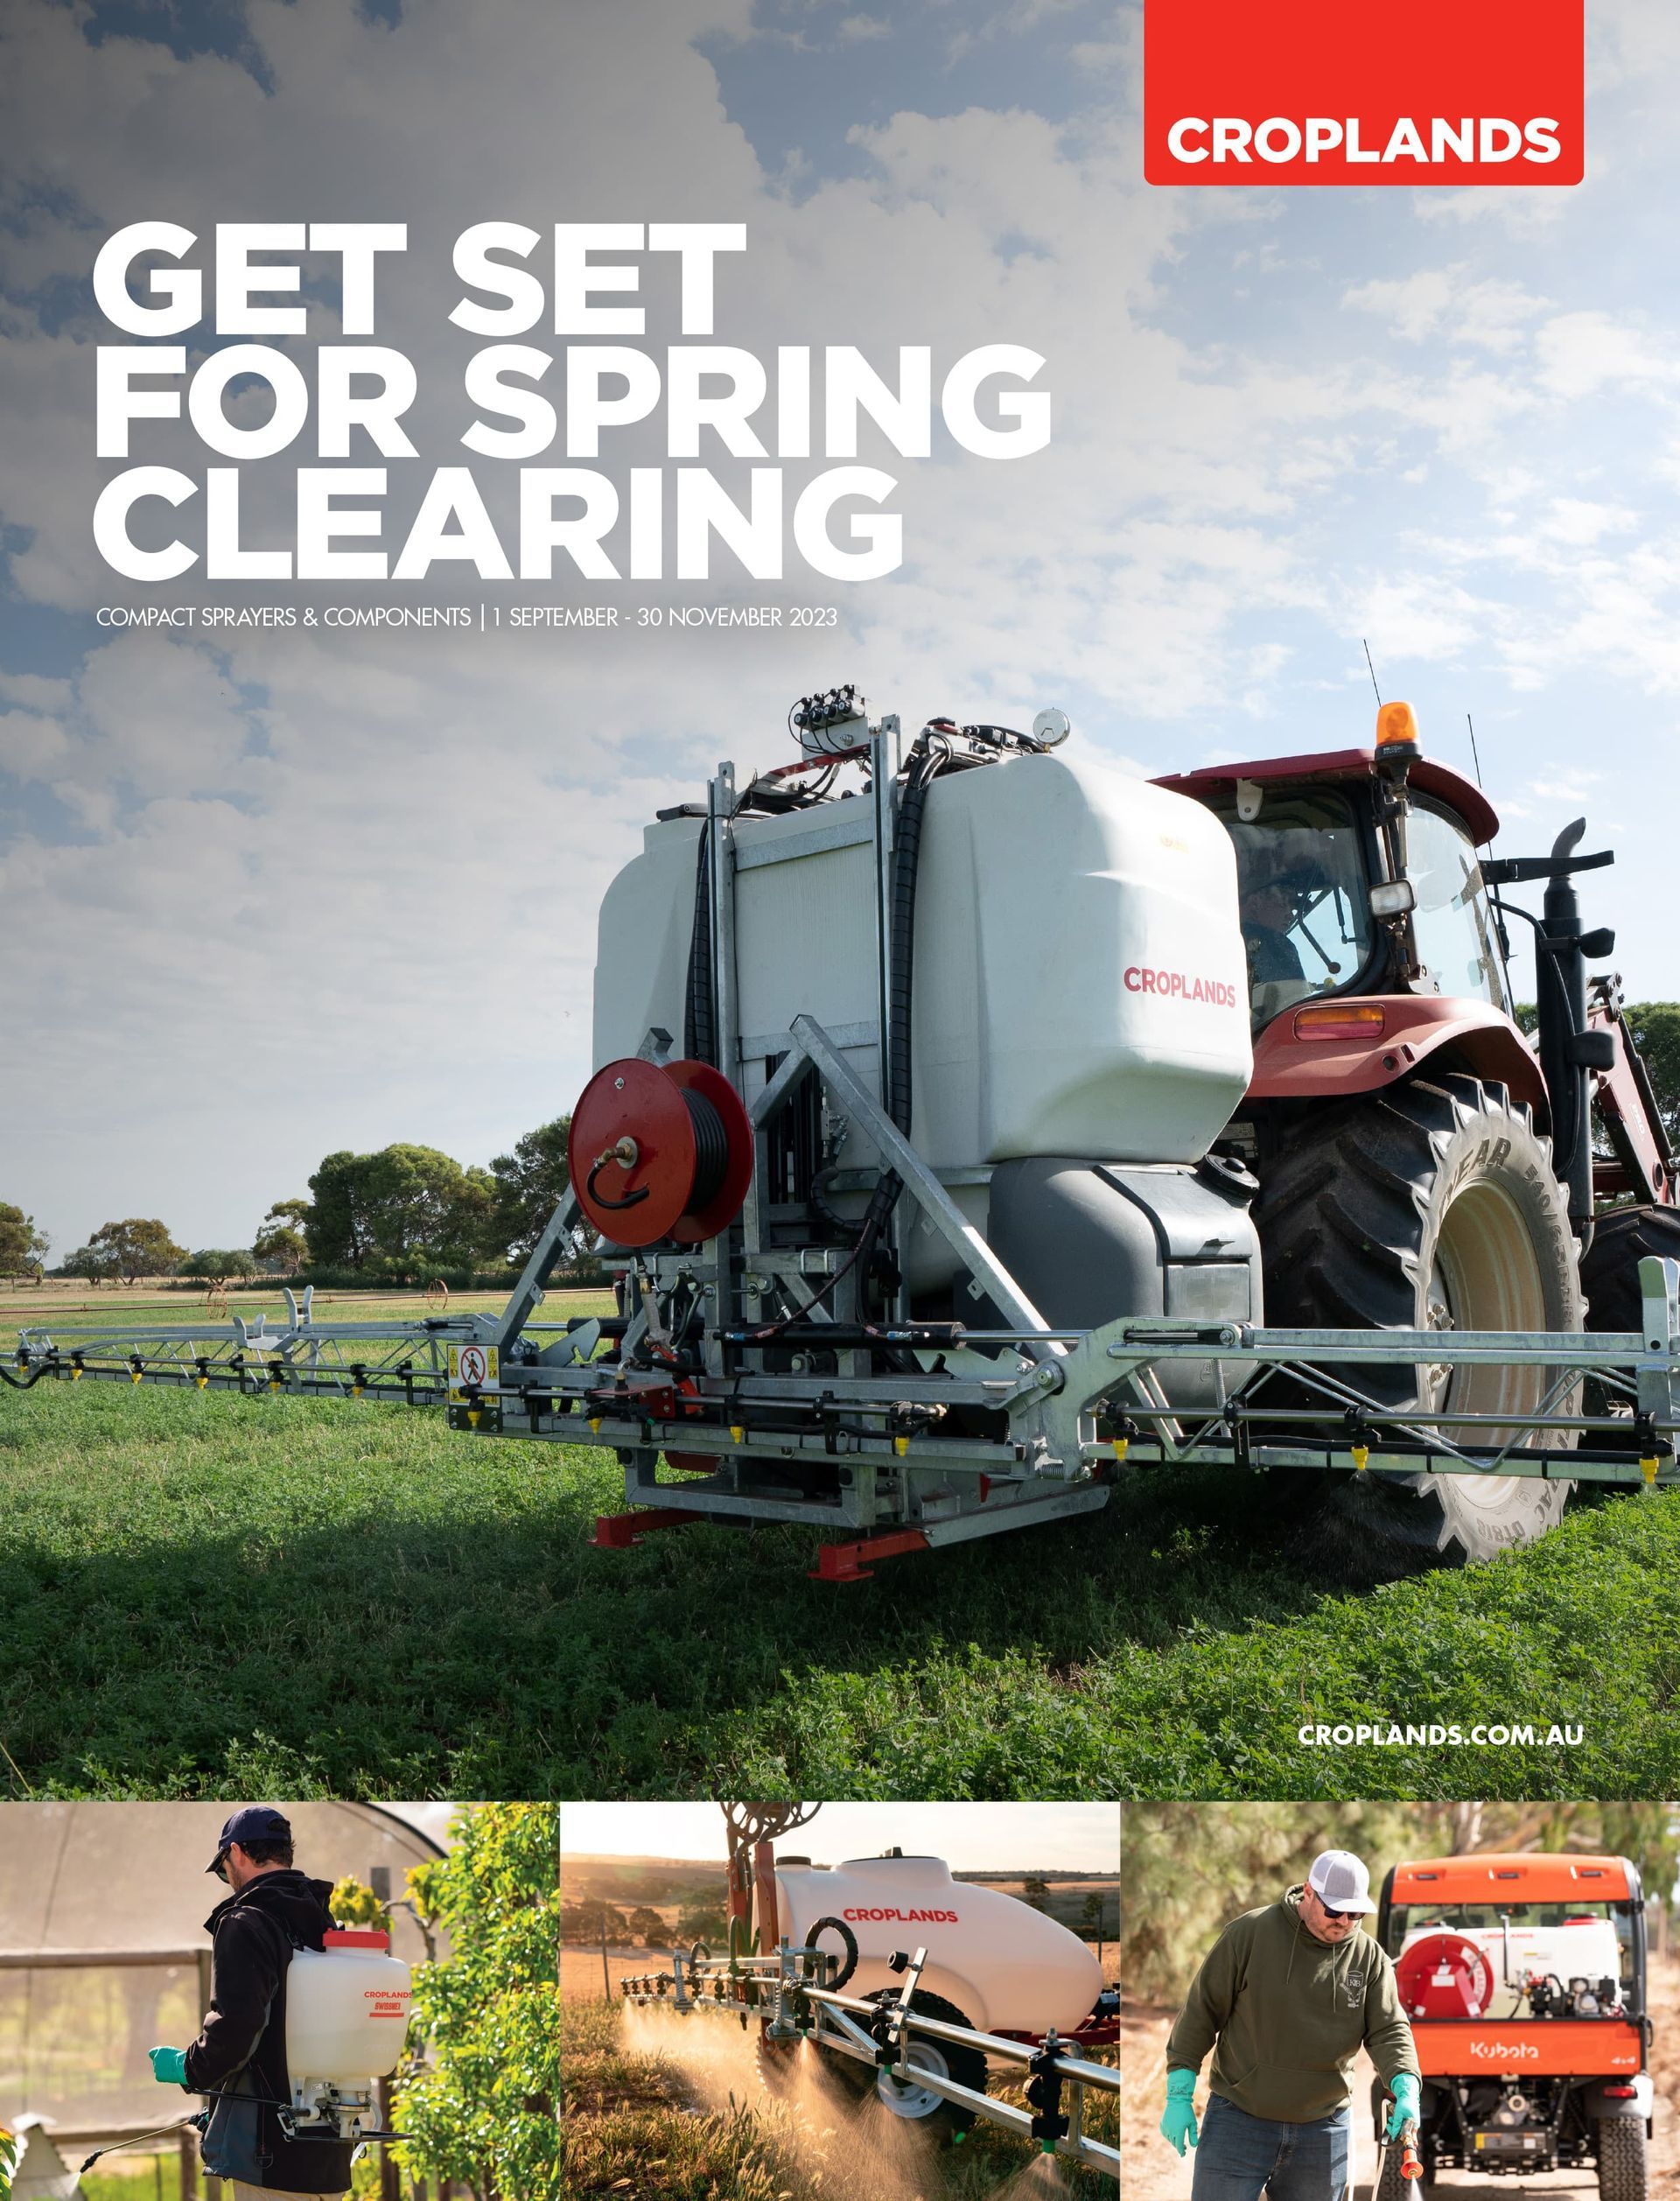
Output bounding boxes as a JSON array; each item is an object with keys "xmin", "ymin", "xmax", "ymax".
[
  {"xmin": 617, "ymin": 1804, "xmax": 1120, "ymax": 2173},
  {"xmin": 76, "ymin": 1929, "xmax": 412, "ymax": 2173},
  {"xmin": 283, "ymin": 1929, "xmax": 414, "ymax": 2141}
]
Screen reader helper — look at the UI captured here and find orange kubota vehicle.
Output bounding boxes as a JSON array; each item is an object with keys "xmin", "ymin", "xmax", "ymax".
[{"xmin": 1373, "ymin": 1853, "xmax": 1651, "ymax": 2199}]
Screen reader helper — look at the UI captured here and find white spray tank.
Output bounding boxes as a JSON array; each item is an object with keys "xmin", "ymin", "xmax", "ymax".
[
  {"xmin": 592, "ymin": 730, "xmax": 1263, "ymax": 1356},
  {"xmin": 284, "ymin": 1929, "xmax": 414, "ymax": 2140},
  {"xmin": 773, "ymin": 1853, "xmax": 1103, "ymax": 2037}
]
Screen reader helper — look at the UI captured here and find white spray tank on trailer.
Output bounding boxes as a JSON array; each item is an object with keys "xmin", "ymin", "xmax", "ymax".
[
  {"xmin": 773, "ymin": 1852, "xmax": 1103, "ymax": 2037},
  {"xmin": 591, "ymin": 713, "xmax": 1263, "ymax": 1370},
  {"xmin": 283, "ymin": 1929, "xmax": 413, "ymax": 2141}
]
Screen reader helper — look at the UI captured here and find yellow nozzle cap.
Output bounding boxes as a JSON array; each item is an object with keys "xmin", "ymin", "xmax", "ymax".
[
  {"xmin": 1112, "ymin": 1437, "xmax": 1130, "ymax": 1461},
  {"xmin": 894, "ymin": 1435, "xmax": 910, "ymax": 1456},
  {"xmin": 588, "ymin": 1415, "xmax": 602, "ymax": 1434},
  {"xmin": 1376, "ymin": 700, "xmax": 1419, "ymax": 749},
  {"xmin": 1641, "ymin": 1454, "xmax": 1659, "ymax": 1486},
  {"xmin": 729, "ymin": 1424, "xmax": 746, "ymax": 1443},
  {"xmin": 1352, "ymin": 1444, "xmax": 1370, "ymax": 1471}
]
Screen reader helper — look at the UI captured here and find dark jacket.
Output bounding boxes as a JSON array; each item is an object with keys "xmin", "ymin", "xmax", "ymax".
[
  {"xmin": 184, "ymin": 1868, "xmax": 355, "ymax": 2194},
  {"xmin": 1166, "ymin": 1886, "xmax": 1419, "ymax": 2121}
]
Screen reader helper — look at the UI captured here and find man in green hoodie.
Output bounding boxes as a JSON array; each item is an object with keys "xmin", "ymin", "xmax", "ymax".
[{"xmin": 1158, "ymin": 1849, "xmax": 1420, "ymax": 2200}]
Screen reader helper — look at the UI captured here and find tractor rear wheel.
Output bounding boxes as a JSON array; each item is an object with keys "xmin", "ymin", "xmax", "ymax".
[
  {"xmin": 1256, "ymin": 1072, "xmax": 1581, "ymax": 1564},
  {"xmin": 1581, "ymin": 1203, "xmax": 1680, "ymax": 1335},
  {"xmin": 1595, "ymin": 2115, "xmax": 1648, "ymax": 2201}
]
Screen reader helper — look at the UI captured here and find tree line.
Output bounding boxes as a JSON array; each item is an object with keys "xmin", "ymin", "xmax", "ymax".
[
  {"xmin": 8, "ymin": 1001, "xmax": 1680, "ymax": 1284},
  {"xmin": 0, "ymin": 1114, "xmax": 577, "ymax": 1286},
  {"xmin": 1122, "ymin": 1802, "xmax": 1678, "ymax": 2004}
]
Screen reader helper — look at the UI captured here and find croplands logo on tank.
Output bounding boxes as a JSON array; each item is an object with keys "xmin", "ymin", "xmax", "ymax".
[
  {"xmin": 1144, "ymin": 0, "xmax": 1583, "ymax": 186},
  {"xmin": 843, "ymin": 1906, "xmax": 961, "ymax": 1924},
  {"xmin": 1124, "ymin": 965, "xmax": 1240, "ymax": 1008}
]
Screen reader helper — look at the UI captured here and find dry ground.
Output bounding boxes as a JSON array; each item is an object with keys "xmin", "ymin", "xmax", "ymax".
[{"xmin": 1123, "ymin": 1958, "xmax": 1680, "ymax": 2200}]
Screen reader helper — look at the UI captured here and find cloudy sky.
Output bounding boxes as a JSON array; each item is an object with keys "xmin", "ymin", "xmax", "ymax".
[
  {"xmin": 3, "ymin": 0, "xmax": 1678, "ymax": 1253},
  {"xmin": 563, "ymin": 1798, "xmax": 1119, "ymax": 1871}
]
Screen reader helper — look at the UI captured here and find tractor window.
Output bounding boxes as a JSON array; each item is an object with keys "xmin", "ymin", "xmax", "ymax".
[
  {"xmin": 1406, "ymin": 801, "xmax": 1506, "ymax": 1006},
  {"xmin": 1213, "ymin": 789, "xmax": 1378, "ymax": 1032}
]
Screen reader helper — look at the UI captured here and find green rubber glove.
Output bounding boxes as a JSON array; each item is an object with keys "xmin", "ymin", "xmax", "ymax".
[
  {"xmin": 149, "ymin": 2046, "xmax": 189, "ymax": 2087},
  {"xmin": 1160, "ymin": 2067, "xmax": 1200, "ymax": 2155},
  {"xmin": 1385, "ymin": 2071, "xmax": 1421, "ymax": 2139}
]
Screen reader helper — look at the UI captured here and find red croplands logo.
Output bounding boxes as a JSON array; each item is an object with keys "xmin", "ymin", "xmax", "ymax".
[
  {"xmin": 1144, "ymin": 0, "xmax": 1583, "ymax": 186},
  {"xmin": 1124, "ymin": 965, "xmax": 1239, "ymax": 1007},
  {"xmin": 842, "ymin": 1906, "xmax": 960, "ymax": 1923}
]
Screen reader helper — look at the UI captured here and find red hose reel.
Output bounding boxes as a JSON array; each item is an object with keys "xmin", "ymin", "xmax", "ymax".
[
  {"xmin": 569, "ymin": 1057, "xmax": 754, "ymax": 1247},
  {"xmin": 1396, "ymin": 1932, "xmax": 1494, "ymax": 2020}
]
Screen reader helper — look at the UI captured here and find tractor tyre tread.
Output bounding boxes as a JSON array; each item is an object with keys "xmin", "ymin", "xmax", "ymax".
[{"xmin": 1256, "ymin": 1071, "xmax": 1581, "ymax": 1565}]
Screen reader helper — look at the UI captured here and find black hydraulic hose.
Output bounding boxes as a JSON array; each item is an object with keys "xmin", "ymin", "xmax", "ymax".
[
  {"xmin": 684, "ymin": 818, "xmax": 715, "ymax": 1066},
  {"xmin": 585, "ymin": 1156, "xmax": 651, "ymax": 1213},
  {"xmin": 887, "ymin": 735, "xmax": 942, "ymax": 1139},
  {"xmin": 806, "ymin": 1915, "xmax": 860, "ymax": 1991},
  {"xmin": 748, "ymin": 729, "xmax": 947, "ymax": 1343},
  {"xmin": 0, "ymin": 1360, "xmax": 54, "ymax": 1387},
  {"xmin": 682, "ymin": 1087, "xmax": 731, "ymax": 1207}
]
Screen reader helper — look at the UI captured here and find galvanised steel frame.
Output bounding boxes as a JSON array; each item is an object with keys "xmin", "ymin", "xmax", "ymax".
[
  {"xmin": 620, "ymin": 1935, "xmax": 1120, "ymax": 2175},
  {"xmin": 12, "ymin": 729, "xmax": 1679, "ymax": 1574}
]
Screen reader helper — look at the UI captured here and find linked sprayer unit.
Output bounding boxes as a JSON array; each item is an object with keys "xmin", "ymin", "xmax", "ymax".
[
  {"xmin": 14, "ymin": 693, "xmax": 1680, "ymax": 1578},
  {"xmin": 618, "ymin": 1805, "xmax": 1119, "ymax": 2175}
]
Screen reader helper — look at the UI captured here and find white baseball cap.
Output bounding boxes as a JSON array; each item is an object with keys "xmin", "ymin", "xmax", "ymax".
[{"xmin": 1306, "ymin": 1849, "xmax": 1377, "ymax": 1915}]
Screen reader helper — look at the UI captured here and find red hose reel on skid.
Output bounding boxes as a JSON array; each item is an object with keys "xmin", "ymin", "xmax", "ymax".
[
  {"xmin": 1396, "ymin": 1932, "xmax": 1495, "ymax": 2020},
  {"xmin": 569, "ymin": 1057, "xmax": 754, "ymax": 1246}
]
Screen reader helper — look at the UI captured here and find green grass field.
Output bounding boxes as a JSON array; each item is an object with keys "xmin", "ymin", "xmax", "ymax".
[{"xmin": 4, "ymin": 1275, "xmax": 1677, "ymax": 1797}]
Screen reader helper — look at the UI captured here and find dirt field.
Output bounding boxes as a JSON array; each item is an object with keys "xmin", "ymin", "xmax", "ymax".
[
  {"xmin": 564, "ymin": 1942, "xmax": 670, "ymax": 2001},
  {"xmin": 1123, "ymin": 1958, "xmax": 1680, "ymax": 2199}
]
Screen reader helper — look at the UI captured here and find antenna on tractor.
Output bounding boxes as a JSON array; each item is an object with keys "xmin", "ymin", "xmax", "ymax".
[
  {"xmin": 1466, "ymin": 711, "xmax": 1485, "ymax": 790},
  {"xmin": 1362, "ymin": 638, "xmax": 1382, "ymax": 706}
]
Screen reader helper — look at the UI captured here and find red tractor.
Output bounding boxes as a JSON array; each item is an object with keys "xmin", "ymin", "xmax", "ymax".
[
  {"xmin": 1160, "ymin": 701, "xmax": 1680, "ymax": 1562},
  {"xmin": 1373, "ymin": 1852, "xmax": 1651, "ymax": 2200}
]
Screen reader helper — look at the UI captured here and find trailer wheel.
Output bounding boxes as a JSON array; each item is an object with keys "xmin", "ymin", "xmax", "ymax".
[
  {"xmin": 1596, "ymin": 2116, "xmax": 1648, "ymax": 2201},
  {"xmin": 1256, "ymin": 1072, "xmax": 1581, "ymax": 1564},
  {"xmin": 1581, "ymin": 1203, "xmax": 1680, "ymax": 1336},
  {"xmin": 820, "ymin": 1990, "xmax": 987, "ymax": 2138}
]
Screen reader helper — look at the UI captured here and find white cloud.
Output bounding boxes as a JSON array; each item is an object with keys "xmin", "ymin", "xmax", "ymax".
[
  {"xmin": 5, "ymin": 0, "xmax": 1680, "ymax": 1244},
  {"xmin": 1535, "ymin": 310, "xmax": 1673, "ymax": 399},
  {"xmin": 1342, "ymin": 264, "xmax": 1549, "ymax": 353}
]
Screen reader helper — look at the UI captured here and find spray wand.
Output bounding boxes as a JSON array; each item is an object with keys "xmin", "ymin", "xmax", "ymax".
[
  {"xmin": 1374, "ymin": 2098, "xmax": 1424, "ymax": 2201},
  {"xmin": 78, "ymin": 2087, "xmax": 407, "ymax": 2173}
]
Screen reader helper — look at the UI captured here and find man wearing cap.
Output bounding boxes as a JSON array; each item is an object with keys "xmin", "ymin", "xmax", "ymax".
[
  {"xmin": 147, "ymin": 1808, "xmax": 355, "ymax": 2199},
  {"xmin": 1159, "ymin": 1849, "xmax": 1420, "ymax": 2200}
]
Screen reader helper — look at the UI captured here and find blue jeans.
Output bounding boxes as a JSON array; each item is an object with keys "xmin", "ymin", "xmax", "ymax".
[{"xmin": 1191, "ymin": 2090, "xmax": 1352, "ymax": 2201}]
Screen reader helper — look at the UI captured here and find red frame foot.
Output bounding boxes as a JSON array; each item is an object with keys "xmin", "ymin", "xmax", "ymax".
[
  {"xmin": 592, "ymin": 1507, "xmax": 704, "ymax": 1550},
  {"xmin": 810, "ymin": 1528, "xmax": 931, "ymax": 1582}
]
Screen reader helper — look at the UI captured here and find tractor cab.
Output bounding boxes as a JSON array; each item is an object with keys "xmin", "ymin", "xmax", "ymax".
[
  {"xmin": 1154, "ymin": 706, "xmax": 1552, "ymax": 1146},
  {"xmin": 1157, "ymin": 707, "xmax": 1509, "ymax": 1038}
]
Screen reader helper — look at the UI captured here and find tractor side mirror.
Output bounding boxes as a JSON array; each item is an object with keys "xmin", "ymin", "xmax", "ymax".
[{"xmin": 1370, "ymin": 878, "xmax": 1416, "ymax": 917}]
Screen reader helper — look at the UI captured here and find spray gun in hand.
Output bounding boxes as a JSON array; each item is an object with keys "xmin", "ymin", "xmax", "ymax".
[{"xmin": 1380, "ymin": 2078, "xmax": 1424, "ymax": 2200}]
